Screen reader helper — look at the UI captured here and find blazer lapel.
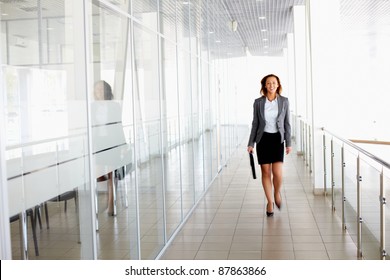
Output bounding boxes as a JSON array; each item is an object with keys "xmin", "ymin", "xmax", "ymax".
[
  {"xmin": 277, "ymin": 95, "xmax": 283, "ymax": 118},
  {"xmin": 259, "ymin": 97, "xmax": 266, "ymax": 120}
]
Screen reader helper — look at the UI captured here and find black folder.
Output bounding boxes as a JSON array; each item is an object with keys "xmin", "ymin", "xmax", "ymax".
[{"xmin": 249, "ymin": 153, "xmax": 256, "ymax": 179}]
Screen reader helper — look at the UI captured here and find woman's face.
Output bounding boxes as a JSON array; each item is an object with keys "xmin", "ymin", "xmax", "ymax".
[
  {"xmin": 265, "ymin": 76, "xmax": 279, "ymax": 95},
  {"xmin": 94, "ymin": 82, "xmax": 104, "ymax": 100}
]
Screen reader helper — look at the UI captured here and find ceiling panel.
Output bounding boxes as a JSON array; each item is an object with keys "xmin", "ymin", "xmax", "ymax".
[{"xmin": 1, "ymin": 0, "xmax": 389, "ymax": 60}]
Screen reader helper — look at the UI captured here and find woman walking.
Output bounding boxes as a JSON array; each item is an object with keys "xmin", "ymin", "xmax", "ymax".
[{"xmin": 247, "ymin": 74, "xmax": 292, "ymax": 217}]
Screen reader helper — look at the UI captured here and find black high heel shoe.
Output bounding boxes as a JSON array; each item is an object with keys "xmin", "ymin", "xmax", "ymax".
[{"xmin": 266, "ymin": 203, "xmax": 274, "ymax": 217}]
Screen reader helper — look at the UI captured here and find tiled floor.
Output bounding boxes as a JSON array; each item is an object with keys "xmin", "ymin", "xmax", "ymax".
[{"xmin": 160, "ymin": 143, "xmax": 358, "ymax": 260}]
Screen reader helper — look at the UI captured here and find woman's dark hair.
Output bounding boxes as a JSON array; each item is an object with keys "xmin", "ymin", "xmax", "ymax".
[
  {"xmin": 260, "ymin": 74, "xmax": 282, "ymax": 96},
  {"xmin": 95, "ymin": 80, "xmax": 114, "ymax": 100}
]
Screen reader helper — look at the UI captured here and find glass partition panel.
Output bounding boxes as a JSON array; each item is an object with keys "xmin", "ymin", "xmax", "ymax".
[
  {"xmin": 176, "ymin": 0, "xmax": 190, "ymax": 51},
  {"xmin": 1, "ymin": 21, "xmax": 6, "ymax": 62},
  {"xmin": 45, "ymin": 15, "xmax": 74, "ymax": 66},
  {"xmin": 360, "ymin": 158, "xmax": 381, "ymax": 259},
  {"xmin": 343, "ymin": 146, "xmax": 358, "ymax": 244},
  {"xmin": 177, "ymin": 47, "xmax": 194, "ymax": 217},
  {"xmin": 191, "ymin": 53, "xmax": 204, "ymax": 201},
  {"xmin": 209, "ymin": 63, "xmax": 219, "ymax": 174},
  {"xmin": 161, "ymin": 37, "xmax": 182, "ymax": 239},
  {"xmin": 159, "ymin": 0, "xmax": 176, "ymax": 42},
  {"xmin": 3, "ymin": 0, "xmax": 95, "ymax": 259},
  {"xmin": 132, "ymin": 0, "xmax": 158, "ymax": 32},
  {"xmin": 89, "ymin": 2, "xmax": 138, "ymax": 260},
  {"xmin": 133, "ymin": 22, "xmax": 164, "ymax": 259},
  {"xmin": 7, "ymin": 19, "xmax": 39, "ymax": 65},
  {"xmin": 201, "ymin": 59, "xmax": 213, "ymax": 186}
]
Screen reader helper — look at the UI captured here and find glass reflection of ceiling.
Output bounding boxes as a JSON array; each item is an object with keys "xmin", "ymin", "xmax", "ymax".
[{"xmin": 1, "ymin": 0, "xmax": 389, "ymax": 59}]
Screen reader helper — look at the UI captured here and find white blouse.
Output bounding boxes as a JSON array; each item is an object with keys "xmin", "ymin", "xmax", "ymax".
[{"xmin": 264, "ymin": 97, "xmax": 278, "ymax": 133}]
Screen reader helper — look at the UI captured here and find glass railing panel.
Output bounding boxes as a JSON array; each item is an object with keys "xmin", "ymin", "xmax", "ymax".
[
  {"xmin": 360, "ymin": 158, "xmax": 381, "ymax": 259},
  {"xmin": 343, "ymin": 146, "xmax": 358, "ymax": 245}
]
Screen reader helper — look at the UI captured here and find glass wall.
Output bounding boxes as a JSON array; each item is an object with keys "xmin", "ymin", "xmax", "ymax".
[
  {"xmin": 0, "ymin": 0, "xmax": 248, "ymax": 260},
  {"xmin": 2, "ymin": 0, "xmax": 95, "ymax": 260}
]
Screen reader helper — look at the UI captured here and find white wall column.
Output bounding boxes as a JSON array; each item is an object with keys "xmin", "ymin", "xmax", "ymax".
[
  {"xmin": 292, "ymin": 5, "xmax": 306, "ymax": 154},
  {"xmin": 306, "ymin": 0, "xmax": 342, "ymax": 193}
]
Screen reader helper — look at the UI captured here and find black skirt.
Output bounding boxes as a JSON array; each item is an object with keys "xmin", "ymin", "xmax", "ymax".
[{"xmin": 256, "ymin": 132, "xmax": 284, "ymax": 165}]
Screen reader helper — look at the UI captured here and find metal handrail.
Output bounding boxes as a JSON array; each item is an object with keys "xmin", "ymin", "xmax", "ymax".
[
  {"xmin": 294, "ymin": 114, "xmax": 388, "ymax": 259},
  {"xmin": 322, "ymin": 127, "xmax": 390, "ymax": 170}
]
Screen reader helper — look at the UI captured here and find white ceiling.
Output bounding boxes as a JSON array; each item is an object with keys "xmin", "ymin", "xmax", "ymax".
[{"xmin": 207, "ymin": 0, "xmax": 305, "ymax": 57}]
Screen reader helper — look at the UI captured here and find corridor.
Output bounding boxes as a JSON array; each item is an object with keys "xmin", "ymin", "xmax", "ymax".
[{"xmin": 161, "ymin": 141, "xmax": 357, "ymax": 260}]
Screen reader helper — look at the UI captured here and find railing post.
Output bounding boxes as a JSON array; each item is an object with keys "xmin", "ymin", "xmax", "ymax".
[
  {"xmin": 301, "ymin": 119, "xmax": 304, "ymax": 157},
  {"xmin": 380, "ymin": 168, "xmax": 386, "ymax": 260},
  {"xmin": 331, "ymin": 138, "xmax": 335, "ymax": 210},
  {"xmin": 323, "ymin": 134, "xmax": 327, "ymax": 195},
  {"xmin": 357, "ymin": 155, "xmax": 363, "ymax": 259},
  {"xmin": 305, "ymin": 123, "xmax": 309, "ymax": 165},
  {"xmin": 308, "ymin": 124, "xmax": 312, "ymax": 173},
  {"xmin": 341, "ymin": 145, "xmax": 346, "ymax": 230}
]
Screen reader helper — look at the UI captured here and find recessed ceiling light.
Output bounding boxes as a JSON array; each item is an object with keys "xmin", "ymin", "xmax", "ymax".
[
  {"xmin": 261, "ymin": 29, "xmax": 267, "ymax": 32},
  {"xmin": 263, "ymin": 38, "xmax": 268, "ymax": 41},
  {"xmin": 259, "ymin": 16, "xmax": 266, "ymax": 20}
]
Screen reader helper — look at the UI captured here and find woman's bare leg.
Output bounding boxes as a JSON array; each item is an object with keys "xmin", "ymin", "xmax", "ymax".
[
  {"xmin": 261, "ymin": 164, "xmax": 274, "ymax": 212},
  {"xmin": 272, "ymin": 162, "xmax": 283, "ymax": 207}
]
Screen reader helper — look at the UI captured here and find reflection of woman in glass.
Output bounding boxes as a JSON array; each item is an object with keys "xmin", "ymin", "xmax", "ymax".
[{"xmin": 93, "ymin": 80, "xmax": 117, "ymax": 215}]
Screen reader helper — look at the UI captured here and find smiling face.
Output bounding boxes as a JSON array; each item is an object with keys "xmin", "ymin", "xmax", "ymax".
[
  {"xmin": 260, "ymin": 74, "xmax": 282, "ymax": 96},
  {"xmin": 265, "ymin": 76, "xmax": 279, "ymax": 95}
]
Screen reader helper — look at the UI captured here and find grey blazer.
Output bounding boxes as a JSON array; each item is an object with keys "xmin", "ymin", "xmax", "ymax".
[{"xmin": 247, "ymin": 95, "xmax": 291, "ymax": 148}]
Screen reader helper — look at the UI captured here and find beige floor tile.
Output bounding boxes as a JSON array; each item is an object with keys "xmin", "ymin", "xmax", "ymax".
[
  {"xmin": 262, "ymin": 242, "xmax": 293, "ymax": 251},
  {"xmin": 262, "ymin": 235, "xmax": 293, "ymax": 243},
  {"xmin": 292, "ymin": 235, "xmax": 323, "ymax": 243},
  {"xmin": 161, "ymin": 250, "xmax": 198, "ymax": 260},
  {"xmin": 294, "ymin": 251, "xmax": 330, "ymax": 260},
  {"xmin": 168, "ymin": 242, "xmax": 202, "ymax": 251},
  {"xmin": 203, "ymin": 235, "xmax": 233, "ymax": 243},
  {"xmin": 230, "ymin": 242, "xmax": 262, "ymax": 251},
  {"xmin": 260, "ymin": 250, "xmax": 295, "ymax": 260},
  {"xmin": 327, "ymin": 250, "xmax": 359, "ymax": 260},
  {"xmin": 199, "ymin": 242, "xmax": 232, "ymax": 251},
  {"xmin": 293, "ymin": 242, "xmax": 326, "ymax": 251}
]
